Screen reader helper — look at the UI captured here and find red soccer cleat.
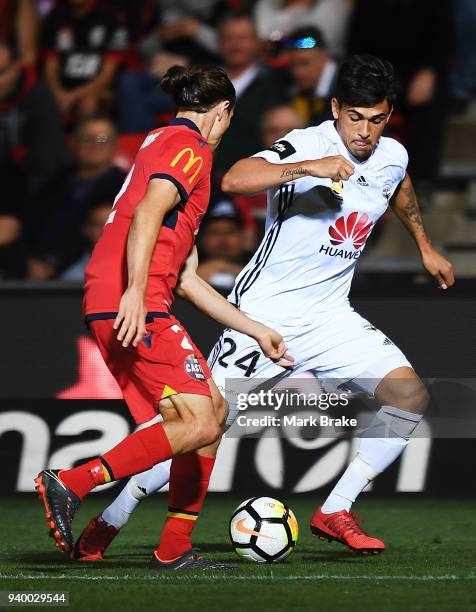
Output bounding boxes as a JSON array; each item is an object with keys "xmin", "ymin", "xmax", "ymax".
[
  {"xmin": 310, "ymin": 506, "xmax": 385, "ymax": 555},
  {"xmin": 71, "ymin": 515, "xmax": 119, "ymax": 561}
]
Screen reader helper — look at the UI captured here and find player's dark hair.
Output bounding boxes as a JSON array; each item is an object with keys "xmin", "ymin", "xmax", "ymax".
[
  {"xmin": 335, "ymin": 55, "xmax": 398, "ymax": 108},
  {"xmin": 161, "ymin": 65, "xmax": 236, "ymax": 113}
]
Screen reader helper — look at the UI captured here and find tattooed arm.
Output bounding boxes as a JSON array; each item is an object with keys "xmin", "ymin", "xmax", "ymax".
[
  {"xmin": 390, "ymin": 173, "xmax": 431, "ymax": 249},
  {"xmin": 390, "ymin": 173, "xmax": 454, "ymax": 289},
  {"xmin": 222, "ymin": 155, "xmax": 354, "ymax": 194}
]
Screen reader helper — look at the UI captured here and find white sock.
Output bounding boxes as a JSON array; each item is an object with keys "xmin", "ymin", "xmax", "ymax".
[
  {"xmin": 133, "ymin": 459, "xmax": 172, "ymax": 495},
  {"xmin": 102, "ymin": 460, "xmax": 172, "ymax": 529},
  {"xmin": 321, "ymin": 462, "xmax": 370, "ymax": 514},
  {"xmin": 321, "ymin": 406, "xmax": 422, "ymax": 514}
]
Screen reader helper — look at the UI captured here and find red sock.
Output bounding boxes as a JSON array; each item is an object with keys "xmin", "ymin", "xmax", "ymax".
[
  {"xmin": 59, "ymin": 459, "xmax": 108, "ymax": 500},
  {"xmin": 155, "ymin": 453, "xmax": 215, "ymax": 562},
  {"xmin": 59, "ymin": 423, "xmax": 173, "ymax": 499}
]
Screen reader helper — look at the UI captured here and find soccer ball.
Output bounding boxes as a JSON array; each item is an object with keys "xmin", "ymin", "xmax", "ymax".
[{"xmin": 229, "ymin": 496, "xmax": 299, "ymax": 563}]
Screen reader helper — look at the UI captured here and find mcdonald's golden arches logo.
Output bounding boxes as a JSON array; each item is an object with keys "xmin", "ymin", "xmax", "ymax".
[{"xmin": 170, "ymin": 148, "xmax": 203, "ymax": 184}]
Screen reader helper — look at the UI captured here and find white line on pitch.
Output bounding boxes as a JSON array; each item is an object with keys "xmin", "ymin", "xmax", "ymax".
[{"xmin": 0, "ymin": 574, "xmax": 475, "ymax": 582}]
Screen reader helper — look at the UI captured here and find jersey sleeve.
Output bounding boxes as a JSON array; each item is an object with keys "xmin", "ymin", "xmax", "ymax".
[
  {"xmin": 143, "ymin": 133, "xmax": 210, "ymax": 203},
  {"xmin": 394, "ymin": 141, "xmax": 409, "ymax": 184},
  {"xmin": 251, "ymin": 128, "xmax": 323, "ymax": 164},
  {"xmin": 385, "ymin": 139, "xmax": 409, "ymax": 198}
]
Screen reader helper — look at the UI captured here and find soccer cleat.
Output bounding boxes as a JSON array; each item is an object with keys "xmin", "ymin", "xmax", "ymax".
[
  {"xmin": 71, "ymin": 515, "xmax": 119, "ymax": 561},
  {"xmin": 310, "ymin": 506, "xmax": 385, "ymax": 555},
  {"xmin": 150, "ymin": 549, "xmax": 235, "ymax": 571},
  {"xmin": 34, "ymin": 469, "xmax": 80, "ymax": 553}
]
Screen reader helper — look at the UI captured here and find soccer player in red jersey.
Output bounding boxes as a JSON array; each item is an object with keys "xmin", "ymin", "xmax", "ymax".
[{"xmin": 35, "ymin": 65, "xmax": 292, "ymax": 570}]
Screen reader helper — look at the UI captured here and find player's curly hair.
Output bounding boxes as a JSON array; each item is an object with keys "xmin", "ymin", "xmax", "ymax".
[
  {"xmin": 161, "ymin": 65, "xmax": 236, "ymax": 113},
  {"xmin": 335, "ymin": 55, "xmax": 399, "ymax": 108}
]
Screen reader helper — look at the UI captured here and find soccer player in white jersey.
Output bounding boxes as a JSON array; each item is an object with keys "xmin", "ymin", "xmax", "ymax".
[{"xmin": 73, "ymin": 55, "xmax": 454, "ymax": 558}]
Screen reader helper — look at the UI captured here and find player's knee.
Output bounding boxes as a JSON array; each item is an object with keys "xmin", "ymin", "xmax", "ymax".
[
  {"xmin": 206, "ymin": 424, "xmax": 221, "ymax": 446},
  {"xmin": 188, "ymin": 405, "xmax": 221, "ymax": 446},
  {"xmin": 413, "ymin": 384, "xmax": 430, "ymax": 413},
  {"xmin": 194, "ymin": 418, "xmax": 221, "ymax": 447},
  {"xmin": 214, "ymin": 395, "xmax": 229, "ymax": 429},
  {"xmin": 393, "ymin": 381, "xmax": 429, "ymax": 414}
]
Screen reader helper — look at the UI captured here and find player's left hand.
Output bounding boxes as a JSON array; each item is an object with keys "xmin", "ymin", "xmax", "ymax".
[
  {"xmin": 421, "ymin": 247, "xmax": 454, "ymax": 290},
  {"xmin": 253, "ymin": 325, "xmax": 294, "ymax": 369}
]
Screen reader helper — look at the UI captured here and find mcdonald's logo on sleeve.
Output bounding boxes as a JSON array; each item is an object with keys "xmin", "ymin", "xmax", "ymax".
[{"xmin": 170, "ymin": 148, "xmax": 203, "ymax": 184}]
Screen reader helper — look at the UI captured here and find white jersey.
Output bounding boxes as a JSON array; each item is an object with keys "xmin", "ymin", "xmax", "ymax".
[{"xmin": 228, "ymin": 120, "xmax": 408, "ymax": 326}]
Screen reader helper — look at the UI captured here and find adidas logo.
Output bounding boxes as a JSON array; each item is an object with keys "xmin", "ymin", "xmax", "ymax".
[
  {"xmin": 356, "ymin": 176, "xmax": 369, "ymax": 187},
  {"xmin": 383, "ymin": 337, "xmax": 394, "ymax": 346}
]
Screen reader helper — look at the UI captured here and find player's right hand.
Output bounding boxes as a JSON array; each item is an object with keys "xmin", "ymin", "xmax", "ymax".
[
  {"xmin": 113, "ymin": 287, "xmax": 148, "ymax": 348},
  {"xmin": 306, "ymin": 155, "xmax": 355, "ymax": 182}
]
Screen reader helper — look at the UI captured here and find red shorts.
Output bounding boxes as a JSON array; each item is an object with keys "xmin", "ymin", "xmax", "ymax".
[{"xmin": 88, "ymin": 313, "xmax": 212, "ymax": 424}]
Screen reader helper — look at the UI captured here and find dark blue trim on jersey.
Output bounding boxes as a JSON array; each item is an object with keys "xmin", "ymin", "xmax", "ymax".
[
  {"xmin": 169, "ymin": 118, "xmax": 202, "ymax": 135},
  {"xmin": 150, "ymin": 173, "xmax": 188, "ymax": 204},
  {"xmin": 85, "ymin": 311, "xmax": 170, "ymax": 324},
  {"xmin": 233, "ymin": 184, "xmax": 294, "ymax": 307},
  {"xmin": 163, "ymin": 206, "xmax": 179, "ymax": 230}
]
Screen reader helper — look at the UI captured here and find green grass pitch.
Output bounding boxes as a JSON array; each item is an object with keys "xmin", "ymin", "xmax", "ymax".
[{"xmin": 0, "ymin": 496, "xmax": 475, "ymax": 611}]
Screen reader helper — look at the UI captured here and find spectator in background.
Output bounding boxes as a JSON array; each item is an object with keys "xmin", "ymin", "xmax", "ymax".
[
  {"xmin": 28, "ymin": 115, "xmax": 125, "ymax": 279},
  {"xmin": 0, "ymin": 41, "xmax": 69, "ymax": 196},
  {"xmin": 261, "ymin": 103, "xmax": 305, "ymax": 146},
  {"xmin": 152, "ymin": 0, "xmax": 227, "ymax": 64},
  {"xmin": 42, "ymin": 0, "xmax": 128, "ymax": 118},
  {"xmin": 253, "ymin": 0, "xmax": 351, "ymax": 59},
  {"xmin": 214, "ymin": 11, "xmax": 287, "ymax": 174},
  {"xmin": 451, "ymin": 0, "xmax": 476, "ymax": 114},
  {"xmin": 348, "ymin": 0, "xmax": 450, "ymax": 203},
  {"xmin": 0, "ymin": 0, "xmax": 38, "ymax": 67},
  {"xmin": 59, "ymin": 199, "xmax": 111, "ymax": 282},
  {"xmin": 115, "ymin": 0, "xmax": 157, "ymax": 47},
  {"xmin": 284, "ymin": 26, "xmax": 337, "ymax": 126},
  {"xmin": 197, "ymin": 198, "xmax": 247, "ymax": 292},
  {"xmin": 117, "ymin": 51, "xmax": 188, "ymax": 133},
  {"xmin": 0, "ymin": 160, "xmax": 26, "ymax": 279}
]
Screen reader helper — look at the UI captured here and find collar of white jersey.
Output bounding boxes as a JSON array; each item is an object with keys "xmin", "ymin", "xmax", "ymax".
[{"xmin": 323, "ymin": 120, "xmax": 377, "ymax": 167}]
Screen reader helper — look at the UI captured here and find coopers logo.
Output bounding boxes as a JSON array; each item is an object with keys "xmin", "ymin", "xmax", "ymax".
[
  {"xmin": 320, "ymin": 212, "xmax": 374, "ymax": 259},
  {"xmin": 184, "ymin": 354, "xmax": 206, "ymax": 381},
  {"xmin": 170, "ymin": 147, "xmax": 203, "ymax": 184}
]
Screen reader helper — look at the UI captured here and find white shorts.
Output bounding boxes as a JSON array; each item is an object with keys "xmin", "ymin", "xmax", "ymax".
[{"xmin": 207, "ymin": 307, "xmax": 412, "ymax": 426}]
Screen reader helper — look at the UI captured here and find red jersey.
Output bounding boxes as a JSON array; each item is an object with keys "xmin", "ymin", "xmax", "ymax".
[{"xmin": 84, "ymin": 118, "xmax": 212, "ymax": 316}]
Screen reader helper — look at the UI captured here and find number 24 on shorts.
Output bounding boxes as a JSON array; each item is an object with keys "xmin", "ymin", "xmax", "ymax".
[{"xmin": 218, "ymin": 337, "xmax": 261, "ymax": 377}]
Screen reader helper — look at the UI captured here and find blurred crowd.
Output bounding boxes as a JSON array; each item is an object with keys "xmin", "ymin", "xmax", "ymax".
[{"xmin": 0, "ymin": 0, "xmax": 474, "ymax": 289}]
